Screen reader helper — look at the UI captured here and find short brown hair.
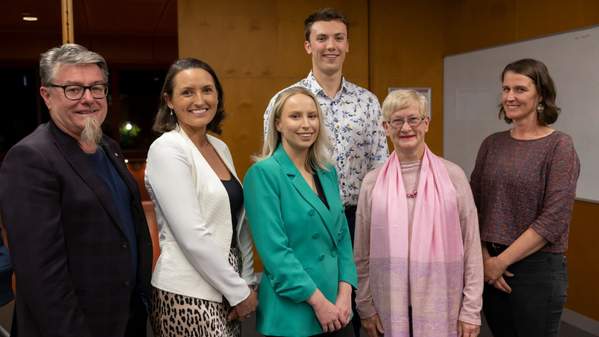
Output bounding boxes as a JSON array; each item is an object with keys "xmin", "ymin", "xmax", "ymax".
[{"xmin": 303, "ymin": 8, "xmax": 349, "ymax": 41}]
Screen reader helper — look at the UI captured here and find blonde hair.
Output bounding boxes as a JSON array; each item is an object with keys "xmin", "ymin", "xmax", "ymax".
[
  {"xmin": 258, "ymin": 86, "xmax": 332, "ymax": 171},
  {"xmin": 381, "ymin": 89, "xmax": 429, "ymax": 121}
]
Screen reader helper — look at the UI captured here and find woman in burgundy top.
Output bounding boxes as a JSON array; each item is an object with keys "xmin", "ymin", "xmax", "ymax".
[{"xmin": 471, "ymin": 58, "xmax": 580, "ymax": 337}]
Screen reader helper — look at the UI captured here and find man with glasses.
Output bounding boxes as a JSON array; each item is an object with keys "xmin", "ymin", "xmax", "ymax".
[{"xmin": 0, "ymin": 44, "xmax": 152, "ymax": 337}]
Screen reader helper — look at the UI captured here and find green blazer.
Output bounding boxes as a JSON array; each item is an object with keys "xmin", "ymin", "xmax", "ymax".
[{"xmin": 244, "ymin": 145, "xmax": 358, "ymax": 337}]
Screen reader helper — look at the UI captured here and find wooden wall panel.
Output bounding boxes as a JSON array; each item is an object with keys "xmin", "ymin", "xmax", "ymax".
[
  {"xmin": 443, "ymin": 0, "xmax": 518, "ymax": 55},
  {"xmin": 569, "ymin": 200, "xmax": 599, "ymax": 319},
  {"xmin": 178, "ymin": 0, "xmax": 598, "ymax": 320},
  {"xmin": 444, "ymin": 0, "xmax": 599, "ymax": 55},
  {"xmin": 516, "ymin": 1, "xmax": 587, "ymax": 40},
  {"xmin": 443, "ymin": 0, "xmax": 599, "ymax": 320},
  {"xmin": 178, "ymin": 0, "xmax": 369, "ymax": 175},
  {"xmin": 369, "ymin": 0, "xmax": 445, "ymax": 155}
]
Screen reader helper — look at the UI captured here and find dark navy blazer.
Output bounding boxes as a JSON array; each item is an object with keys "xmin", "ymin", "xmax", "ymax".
[{"xmin": 0, "ymin": 121, "xmax": 152, "ymax": 337}]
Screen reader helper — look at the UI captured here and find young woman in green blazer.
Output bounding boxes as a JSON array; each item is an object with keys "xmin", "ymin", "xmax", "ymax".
[{"xmin": 244, "ymin": 86, "xmax": 358, "ymax": 336}]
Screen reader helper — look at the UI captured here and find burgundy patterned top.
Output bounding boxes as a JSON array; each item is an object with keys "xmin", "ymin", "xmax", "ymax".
[{"xmin": 470, "ymin": 130, "xmax": 580, "ymax": 253}]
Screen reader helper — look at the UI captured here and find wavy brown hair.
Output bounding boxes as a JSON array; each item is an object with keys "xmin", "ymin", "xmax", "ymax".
[
  {"xmin": 499, "ymin": 58, "xmax": 560, "ymax": 125},
  {"xmin": 153, "ymin": 58, "xmax": 225, "ymax": 134}
]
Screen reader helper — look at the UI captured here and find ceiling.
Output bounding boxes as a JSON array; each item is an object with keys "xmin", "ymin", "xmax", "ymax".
[{"xmin": 0, "ymin": 0, "xmax": 176, "ymax": 37}]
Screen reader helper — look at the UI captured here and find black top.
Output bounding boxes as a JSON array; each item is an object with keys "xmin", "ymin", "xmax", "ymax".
[
  {"xmin": 314, "ymin": 173, "xmax": 329, "ymax": 209},
  {"xmin": 221, "ymin": 178, "xmax": 244, "ymax": 244}
]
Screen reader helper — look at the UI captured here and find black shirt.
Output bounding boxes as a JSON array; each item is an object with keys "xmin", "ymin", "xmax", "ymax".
[{"xmin": 87, "ymin": 147, "xmax": 138, "ymax": 281}]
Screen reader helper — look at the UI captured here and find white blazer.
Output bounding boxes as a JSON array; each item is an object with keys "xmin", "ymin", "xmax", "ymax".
[{"xmin": 145, "ymin": 127, "xmax": 256, "ymax": 305}]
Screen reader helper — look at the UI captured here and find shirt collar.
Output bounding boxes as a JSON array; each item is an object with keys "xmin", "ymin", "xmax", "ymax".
[{"xmin": 306, "ymin": 71, "xmax": 349, "ymax": 98}]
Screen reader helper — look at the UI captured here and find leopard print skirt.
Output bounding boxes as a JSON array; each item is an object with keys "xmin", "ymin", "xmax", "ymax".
[{"xmin": 150, "ymin": 247, "xmax": 242, "ymax": 337}]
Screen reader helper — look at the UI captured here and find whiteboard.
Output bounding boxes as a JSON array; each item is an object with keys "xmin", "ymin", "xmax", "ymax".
[{"xmin": 443, "ymin": 26, "xmax": 599, "ymax": 203}]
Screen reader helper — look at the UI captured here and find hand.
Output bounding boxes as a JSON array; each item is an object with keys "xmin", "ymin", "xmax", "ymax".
[
  {"xmin": 483, "ymin": 254, "xmax": 514, "ymax": 293},
  {"xmin": 335, "ymin": 282, "xmax": 352, "ymax": 325},
  {"xmin": 227, "ymin": 289, "xmax": 258, "ymax": 321},
  {"xmin": 458, "ymin": 320, "xmax": 480, "ymax": 337},
  {"xmin": 483, "ymin": 256, "xmax": 509, "ymax": 282},
  {"xmin": 361, "ymin": 314, "xmax": 384, "ymax": 337},
  {"xmin": 308, "ymin": 290, "xmax": 343, "ymax": 333},
  {"xmin": 490, "ymin": 275, "xmax": 513, "ymax": 294}
]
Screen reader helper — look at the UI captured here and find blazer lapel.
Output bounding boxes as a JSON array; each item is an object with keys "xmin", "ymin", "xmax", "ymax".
[
  {"xmin": 101, "ymin": 141, "xmax": 140, "ymax": 205},
  {"xmin": 207, "ymin": 135, "xmax": 239, "ymax": 182},
  {"xmin": 273, "ymin": 146, "xmax": 337, "ymax": 246},
  {"xmin": 315, "ymin": 168, "xmax": 343, "ymax": 247},
  {"xmin": 49, "ymin": 122, "xmax": 127, "ymax": 237}
]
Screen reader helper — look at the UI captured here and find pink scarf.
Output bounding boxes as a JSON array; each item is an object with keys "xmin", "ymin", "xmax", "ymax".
[{"xmin": 370, "ymin": 147, "xmax": 464, "ymax": 337}]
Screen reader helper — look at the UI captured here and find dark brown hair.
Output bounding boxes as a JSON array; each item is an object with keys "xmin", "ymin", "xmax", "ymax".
[
  {"xmin": 499, "ymin": 58, "xmax": 560, "ymax": 125},
  {"xmin": 153, "ymin": 58, "xmax": 225, "ymax": 134},
  {"xmin": 303, "ymin": 8, "xmax": 349, "ymax": 41}
]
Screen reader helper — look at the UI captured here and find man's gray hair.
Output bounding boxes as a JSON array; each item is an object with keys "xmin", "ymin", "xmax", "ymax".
[{"xmin": 39, "ymin": 43, "xmax": 109, "ymax": 86}]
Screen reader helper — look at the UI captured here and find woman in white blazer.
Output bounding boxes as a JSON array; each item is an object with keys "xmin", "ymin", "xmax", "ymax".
[{"xmin": 145, "ymin": 58, "xmax": 257, "ymax": 337}]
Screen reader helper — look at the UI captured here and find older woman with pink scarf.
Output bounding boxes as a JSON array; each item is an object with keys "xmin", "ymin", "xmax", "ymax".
[{"xmin": 354, "ymin": 89, "xmax": 483, "ymax": 337}]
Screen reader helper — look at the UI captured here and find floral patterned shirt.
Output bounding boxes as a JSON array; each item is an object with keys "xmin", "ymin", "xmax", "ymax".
[{"xmin": 263, "ymin": 72, "xmax": 389, "ymax": 205}]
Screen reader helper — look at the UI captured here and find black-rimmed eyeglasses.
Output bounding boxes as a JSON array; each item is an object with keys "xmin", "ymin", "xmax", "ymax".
[
  {"xmin": 387, "ymin": 116, "xmax": 426, "ymax": 129},
  {"xmin": 47, "ymin": 83, "xmax": 108, "ymax": 100}
]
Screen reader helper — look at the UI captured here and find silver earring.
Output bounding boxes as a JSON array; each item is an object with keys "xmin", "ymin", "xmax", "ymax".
[
  {"xmin": 536, "ymin": 103, "xmax": 545, "ymax": 113},
  {"xmin": 169, "ymin": 108, "xmax": 174, "ymax": 117}
]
